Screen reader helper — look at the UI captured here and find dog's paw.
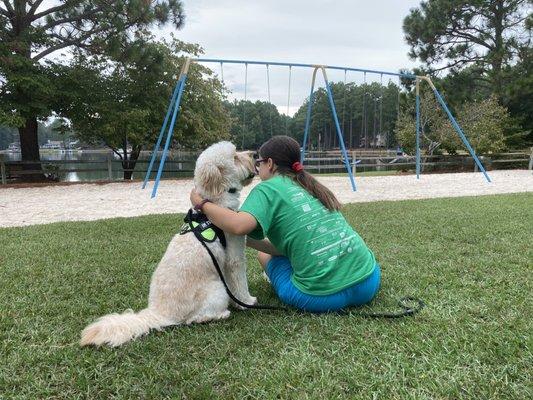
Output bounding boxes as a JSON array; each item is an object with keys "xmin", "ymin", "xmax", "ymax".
[{"xmin": 232, "ymin": 295, "xmax": 257, "ymax": 310}]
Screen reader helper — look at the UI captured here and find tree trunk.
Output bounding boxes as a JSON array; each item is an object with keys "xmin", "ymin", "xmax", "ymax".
[
  {"xmin": 349, "ymin": 116, "xmax": 353, "ymax": 149},
  {"xmin": 123, "ymin": 162, "xmax": 135, "ymax": 180},
  {"xmin": 490, "ymin": 0, "xmax": 505, "ymax": 99},
  {"xmin": 122, "ymin": 146, "xmax": 141, "ymax": 180},
  {"xmin": 18, "ymin": 116, "xmax": 46, "ymax": 181}
]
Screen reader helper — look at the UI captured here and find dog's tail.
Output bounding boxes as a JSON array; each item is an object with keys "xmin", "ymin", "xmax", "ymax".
[{"xmin": 80, "ymin": 308, "xmax": 174, "ymax": 347}]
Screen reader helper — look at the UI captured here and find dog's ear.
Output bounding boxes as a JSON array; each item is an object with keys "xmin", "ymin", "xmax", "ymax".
[{"xmin": 197, "ymin": 163, "xmax": 227, "ymax": 198}]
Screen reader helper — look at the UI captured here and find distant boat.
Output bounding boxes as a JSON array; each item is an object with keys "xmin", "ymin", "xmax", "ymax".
[
  {"xmin": 7, "ymin": 143, "xmax": 21, "ymax": 152},
  {"xmin": 40, "ymin": 140, "xmax": 64, "ymax": 150}
]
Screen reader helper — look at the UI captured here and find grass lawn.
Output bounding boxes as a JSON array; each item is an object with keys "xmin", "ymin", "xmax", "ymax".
[{"xmin": 1, "ymin": 193, "xmax": 531, "ymax": 399}]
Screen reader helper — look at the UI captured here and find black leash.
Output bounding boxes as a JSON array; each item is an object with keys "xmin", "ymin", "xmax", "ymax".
[
  {"xmin": 198, "ymin": 238, "xmax": 287, "ymax": 311},
  {"xmin": 337, "ymin": 296, "xmax": 425, "ymax": 318},
  {"xmin": 185, "ymin": 209, "xmax": 425, "ymax": 317},
  {"xmin": 198, "ymin": 237, "xmax": 424, "ymax": 317}
]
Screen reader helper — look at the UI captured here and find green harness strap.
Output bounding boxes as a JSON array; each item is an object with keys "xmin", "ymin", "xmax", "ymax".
[{"xmin": 180, "ymin": 209, "xmax": 227, "ymax": 247}]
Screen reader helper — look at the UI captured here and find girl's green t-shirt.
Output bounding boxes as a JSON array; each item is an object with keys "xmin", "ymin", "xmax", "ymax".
[{"xmin": 240, "ymin": 175, "xmax": 376, "ymax": 295}]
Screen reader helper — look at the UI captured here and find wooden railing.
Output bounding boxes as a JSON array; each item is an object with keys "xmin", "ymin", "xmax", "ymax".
[
  {"xmin": 1, "ymin": 149, "xmax": 532, "ymax": 184},
  {"xmin": 0, "ymin": 158, "xmax": 196, "ymax": 184},
  {"xmin": 302, "ymin": 150, "xmax": 533, "ymax": 175}
]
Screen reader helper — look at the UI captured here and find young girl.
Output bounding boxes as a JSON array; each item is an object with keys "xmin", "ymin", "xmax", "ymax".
[{"xmin": 190, "ymin": 135, "xmax": 380, "ymax": 313}]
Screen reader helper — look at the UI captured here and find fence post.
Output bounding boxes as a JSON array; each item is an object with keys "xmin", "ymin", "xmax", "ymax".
[
  {"xmin": 1, "ymin": 160, "xmax": 6, "ymax": 185},
  {"xmin": 529, "ymin": 147, "xmax": 533, "ymax": 173},
  {"xmin": 352, "ymin": 151, "xmax": 356, "ymax": 176},
  {"xmin": 486, "ymin": 155, "xmax": 493, "ymax": 171},
  {"xmin": 107, "ymin": 153, "xmax": 113, "ymax": 181},
  {"xmin": 474, "ymin": 156, "xmax": 483, "ymax": 172}
]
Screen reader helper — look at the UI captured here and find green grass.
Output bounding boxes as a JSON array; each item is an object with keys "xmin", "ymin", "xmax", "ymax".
[{"xmin": 1, "ymin": 193, "xmax": 532, "ymax": 399}]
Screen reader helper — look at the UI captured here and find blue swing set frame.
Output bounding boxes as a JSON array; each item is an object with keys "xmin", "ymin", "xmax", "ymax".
[{"xmin": 143, "ymin": 58, "xmax": 491, "ymax": 198}]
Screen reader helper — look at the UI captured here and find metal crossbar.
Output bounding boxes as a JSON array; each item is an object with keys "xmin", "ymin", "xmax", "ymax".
[
  {"xmin": 143, "ymin": 57, "xmax": 491, "ymax": 198},
  {"xmin": 196, "ymin": 58, "xmax": 417, "ymax": 79}
]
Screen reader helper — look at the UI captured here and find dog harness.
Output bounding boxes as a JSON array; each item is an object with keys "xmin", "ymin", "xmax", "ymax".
[
  {"xmin": 180, "ymin": 208, "xmax": 227, "ymax": 248},
  {"xmin": 178, "ymin": 206, "xmax": 285, "ymax": 310}
]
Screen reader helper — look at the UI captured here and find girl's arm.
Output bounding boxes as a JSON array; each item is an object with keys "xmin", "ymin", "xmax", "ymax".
[
  {"xmin": 246, "ymin": 237, "xmax": 283, "ymax": 256},
  {"xmin": 190, "ymin": 189, "xmax": 257, "ymax": 236}
]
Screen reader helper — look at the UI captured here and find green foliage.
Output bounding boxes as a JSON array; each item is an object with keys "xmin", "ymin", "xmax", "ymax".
[
  {"xmin": 403, "ymin": 0, "xmax": 532, "ymax": 147},
  {"xmin": 54, "ymin": 38, "xmax": 231, "ymax": 157},
  {"xmin": 502, "ymin": 46, "xmax": 533, "ymax": 146},
  {"xmin": 396, "ymin": 89, "xmax": 509, "ymax": 155},
  {"xmin": 0, "ymin": 51, "xmax": 56, "ymax": 123},
  {"xmin": 0, "ymin": 122, "xmax": 72, "ymax": 150},
  {"xmin": 0, "ymin": 0, "xmax": 186, "ymax": 165},
  {"xmin": 0, "ymin": 0, "xmax": 186, "ymax": 126},
  {"xmin": 225, "ymin": 80, "xmax": 403, "ymax": 151},
  {"xmin": 396, "ymin": 87, "xmax": 452, "ymax": 155},
  {"xmin": 437, "ymin": 64, "xmax": 492, "ymax": 105},
  {"xmin": 291, "ymin": 81, "xmax": 402, "ymax": 150},
  {"xmin": 225, "ymin": 100, "xmax": 288, "ymax": 150},
  {"xmin": 447, "ymin": 96, "xmax": 509, "ymax": 153},
  {"xmin": 403, "ymin": 0, "xmax": 530, "ymax": 94},
  {"xmin": 0, "ymin": 125, "xmax": 18, "ymax": 150},
  {"xmin": 394, "ymin": 112, "xmax": 417, "ymax": 154}
]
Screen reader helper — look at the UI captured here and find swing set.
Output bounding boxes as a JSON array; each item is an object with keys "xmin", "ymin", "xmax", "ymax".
[{"xmin": 143, "ymin": 58, "xmax": 491, "ymax": 198}]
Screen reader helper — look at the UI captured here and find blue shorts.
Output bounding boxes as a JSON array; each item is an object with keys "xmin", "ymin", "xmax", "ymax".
[{"xmin": 265, "ymin": 256, "xmax": 381, "ymax": 313}]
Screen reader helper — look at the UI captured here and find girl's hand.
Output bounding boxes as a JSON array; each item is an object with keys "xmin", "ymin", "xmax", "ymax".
[{"xmin": 190, "ymin": 188, "xmax": 204, "ymax": 208}]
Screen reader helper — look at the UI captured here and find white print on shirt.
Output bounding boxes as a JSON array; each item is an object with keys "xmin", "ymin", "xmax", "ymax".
[
  {"xmin": 290, "ymin": 192, "xmax": 305, "ymax": 202},
  {"xmin": 306, "ymin": 226, "xmax": 344, "ymax": 244},
  {"xmin": 311, "ymin": 234, "xmax": 357, "ymax": 256},
  {"xmin": 285, "ymin": 184, "xmax": 360, "ymax": 267},
  {"xmin": 300, "ymin": 211, "xmax": 336, "ymax": 227}
]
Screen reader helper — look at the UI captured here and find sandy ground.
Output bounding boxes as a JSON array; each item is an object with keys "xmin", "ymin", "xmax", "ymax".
[{"xmin": 0, "ymin": 170, "xmax": 531, "ymax": 228}]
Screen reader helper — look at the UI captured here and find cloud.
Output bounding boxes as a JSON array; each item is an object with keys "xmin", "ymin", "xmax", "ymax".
[{"xmin": 157, "ymin": 0, "xmax": 421, "ymax": 115}]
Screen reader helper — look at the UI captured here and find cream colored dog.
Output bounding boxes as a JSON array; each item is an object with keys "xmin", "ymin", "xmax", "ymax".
[{"xmin": 80, "ymin": 141, "xmax": 257, "ymax": 347}]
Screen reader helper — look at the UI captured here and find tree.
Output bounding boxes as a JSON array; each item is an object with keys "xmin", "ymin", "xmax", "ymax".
[
  {"xmin": 290, "ymin": 81, "xmax": 402, "ymax": 150},
  {"xmin": 502, "ymin": 45, "xmax": 533, "ymax": 145},
  {"xmin": 0, "ymin": 125, "xmax": 17, "ymax": 150},
  {"xmin": 403, "ymin": 0, "xmax": 532, "ymax": 97},
  {"xmin": 55, "ymin": 38, "xmax": 231, "ymax": 179},
  {"xmin": 396, "ymin": 89, "xmax": 508, "ymax": 156},
  {"xmin": 225, "ymin": 100, "xmax": 287, "ymax": 150},
  {"xmin": 441, "ymin": 96, "xmax": 509, "ymax": 153},
  {"xmin": 395, "ymin": 87, "xmax": 453, "ymax": 156},
  {"xmin": 0, "ymin": 0, "xmax": 185, "ymax": 179}
]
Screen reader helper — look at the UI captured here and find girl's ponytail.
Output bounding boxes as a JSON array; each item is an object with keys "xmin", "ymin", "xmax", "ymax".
[
  {"xmin": 259, "ymin": 136, "xmax": 342, "ymax": 211},
  {"xmin": 293, "ymin": 169, "xmax": 341, "ymax": 211}
]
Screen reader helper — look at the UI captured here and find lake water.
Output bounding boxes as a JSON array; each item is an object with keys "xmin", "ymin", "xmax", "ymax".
[{"xmin": 0, "ymin": 150, "xmax": 199, "ymax": 182}]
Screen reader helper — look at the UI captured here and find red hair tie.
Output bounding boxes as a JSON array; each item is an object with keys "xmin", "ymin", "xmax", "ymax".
[{"xmin": 291, "ymin": 161, "xmax": 304, "ymax": 172}]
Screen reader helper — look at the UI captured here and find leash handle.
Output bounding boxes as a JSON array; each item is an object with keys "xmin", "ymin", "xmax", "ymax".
[{"xmin": 343, "ymin": 296, "xmax": 425, "ymax": 318}]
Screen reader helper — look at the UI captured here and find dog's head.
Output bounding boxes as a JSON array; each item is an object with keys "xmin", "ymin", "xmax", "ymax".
[{"xmin": 194, "ymin": 141, "xmax": 256, "ymax": 202}]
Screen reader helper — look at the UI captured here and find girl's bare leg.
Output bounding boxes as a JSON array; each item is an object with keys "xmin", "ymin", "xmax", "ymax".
[{"xmin": 257, "ymin": 251, "xmax": 272, "ymax": 270}]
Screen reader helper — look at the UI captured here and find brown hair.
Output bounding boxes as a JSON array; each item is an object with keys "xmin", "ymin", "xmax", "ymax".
[{"xmin": 258, "ymin": 135, "xmax": 342, "ymax": 211}]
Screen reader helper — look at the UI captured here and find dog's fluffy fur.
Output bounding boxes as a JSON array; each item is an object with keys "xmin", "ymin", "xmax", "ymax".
[{"xmin": 80, "ymin": 141, "xmax": 257, "ymax": 347}]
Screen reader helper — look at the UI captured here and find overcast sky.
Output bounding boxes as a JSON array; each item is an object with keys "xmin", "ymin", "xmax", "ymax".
[{"xmin": 157, "ymin": 0, "xmax": 423, "ymax": 115}]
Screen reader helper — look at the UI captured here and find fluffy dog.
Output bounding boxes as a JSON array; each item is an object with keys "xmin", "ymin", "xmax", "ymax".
[{"xmin": 80, "ymin": 141, "xmax": 257, "ymax": 347}]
